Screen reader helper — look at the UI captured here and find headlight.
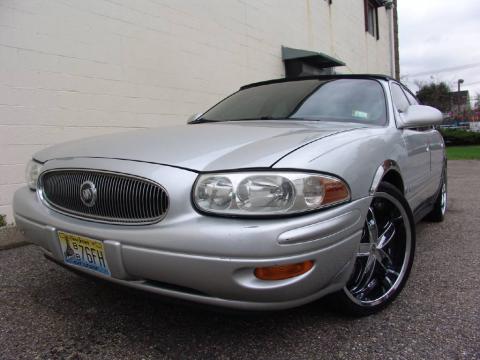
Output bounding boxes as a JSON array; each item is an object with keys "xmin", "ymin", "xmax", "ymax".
[
  {"xmin": 193, "ymin": 172, "xmax": 350, "ymax": 216},
  {"xmin": 25, "ymin": 160, "xmax": 43, "ymax": 190}
]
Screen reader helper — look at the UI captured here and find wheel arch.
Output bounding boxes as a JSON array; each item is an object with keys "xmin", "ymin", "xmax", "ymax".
[{"xmin": 369, "ymin": 160, "xmax": 405, "ymax": 195}]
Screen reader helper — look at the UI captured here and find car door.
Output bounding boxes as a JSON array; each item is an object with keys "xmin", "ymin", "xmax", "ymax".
[
  {"xmin": 402, "ymin": 86, "xmax": 444, "ymax": 197},
  {"xmin": 425, "ymin": 128, "xmax": 445, "ymax": 195},
  {"xmin": 390, "ymin": 82, "xmax": 430, "ymax": 210}
]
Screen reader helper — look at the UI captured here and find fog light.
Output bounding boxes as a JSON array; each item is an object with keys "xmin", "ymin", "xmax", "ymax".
[{"xmin": 254, "ymin": 260, "xmax": 314, "ymax": 281}]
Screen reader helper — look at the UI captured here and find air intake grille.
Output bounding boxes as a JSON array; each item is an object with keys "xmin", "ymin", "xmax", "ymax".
[{"xmin": 40, "ymin": 170, "xmax": 168, "ymax": 224}]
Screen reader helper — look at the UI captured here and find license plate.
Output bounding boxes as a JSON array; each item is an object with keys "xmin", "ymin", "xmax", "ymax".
[{"xmin": 57, "ymin": 231, "xmax": 111, "ymax": 276}]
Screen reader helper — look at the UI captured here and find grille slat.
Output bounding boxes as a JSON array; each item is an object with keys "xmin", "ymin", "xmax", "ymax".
[
  {"xmin": 97, "ymin": 173, "xmax": 105, "ymax": 218},
  {"xmin": 40, "ymin": 170, "xmax": 169, "ymax": 224},
  {"xmin": 142, "ymin": 182, "xmax": 148, "ymax": 220},
  {"xmin": 120, "ymin": 178, "xmax": 128, "ymax": 220},
  {"xmin": 136, "ymin": 181, "xmax": 141, "ymax": 219}
]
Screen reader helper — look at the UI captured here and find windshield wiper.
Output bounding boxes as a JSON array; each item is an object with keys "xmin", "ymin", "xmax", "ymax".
[
  {"xmin": 188, "ymin": 118, "xmax": 217, "ymax": 124},
  {"xmin": 258, "ymin": 116, "xmax": 284, "ymax": 120},
  {"xmin": 190, "ymin": 116, "xmax": 286, "ymax": 124},
  {"xmin": 221, "ymin": 116, "xmax": 286, "ymax": 121}
]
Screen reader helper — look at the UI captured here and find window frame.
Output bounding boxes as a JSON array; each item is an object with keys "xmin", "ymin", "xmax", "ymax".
[
  {"xmin": 401, "ymin": 85, "xmax": 420, "ymax": 105},
  {"xmin": 199, "ymin": 77, "xmax": 391, "ymax": 127},
  {"xmin": 390, "ymin": 82, "xmax": 410, "ymax": 114},
  {"xmin": 390, "ymin": 81, "xmax": 433, "ymax": 131},
  {"xmin": 364, "ymin": 0, "xmax": 380, "ymax": 40}
]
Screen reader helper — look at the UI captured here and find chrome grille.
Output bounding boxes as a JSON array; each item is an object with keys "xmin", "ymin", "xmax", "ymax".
[{"xmin": 39, "ymin": 170, "xmax": 169, "ymax": 224}]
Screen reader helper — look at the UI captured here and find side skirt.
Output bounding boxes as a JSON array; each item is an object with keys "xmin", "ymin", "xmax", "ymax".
[
  {"xmin": 412, "ymin": 198, "xmax": 435, "ymax": 223},
  {"xmin": 412, "ymin": 176, "xmax": 444, "ymax": 223}
]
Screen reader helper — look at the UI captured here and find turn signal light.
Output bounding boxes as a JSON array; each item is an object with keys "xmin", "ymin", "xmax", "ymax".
[
  {"xmin": 323, "ymin": 179, "xmax": 350, "ymax": 205},
  {"xmin": 254, "ymin": 260, "xmax": 314, "ymax": 281}
]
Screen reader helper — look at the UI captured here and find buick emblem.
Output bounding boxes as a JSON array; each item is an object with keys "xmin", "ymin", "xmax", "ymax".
[{"xmin": 80, "ymin": 181, "xmax": 97, "ymax": 207}]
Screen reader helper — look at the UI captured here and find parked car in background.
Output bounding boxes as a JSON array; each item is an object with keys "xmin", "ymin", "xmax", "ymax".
[{"xmin": 14, "ymin": 75, "xmax": 446, "ymax": 316}]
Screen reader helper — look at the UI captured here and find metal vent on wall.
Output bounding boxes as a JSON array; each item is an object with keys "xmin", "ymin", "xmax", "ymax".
[{"xmin": 282, "ymin": 46, "xmax": 345, "ymax": 78}]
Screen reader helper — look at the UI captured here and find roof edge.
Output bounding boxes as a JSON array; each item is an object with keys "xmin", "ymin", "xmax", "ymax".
[{"xmin": 239, "ymin": 74, "xmax": 395, "ymax": 90}]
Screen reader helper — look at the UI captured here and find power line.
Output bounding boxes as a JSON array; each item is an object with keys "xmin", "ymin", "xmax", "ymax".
[
  {"xmin": 464, "ymin": 80, "xmax": 480, "ymax": 86},
  {"xmin": 403, "ymin": 62, "xmax": 480, "ymax": 78}
]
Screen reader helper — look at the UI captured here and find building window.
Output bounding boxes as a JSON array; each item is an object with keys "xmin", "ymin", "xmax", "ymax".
[{"xmin": 364, "ymin": 0, "xmax": 380, "ymax": 40}]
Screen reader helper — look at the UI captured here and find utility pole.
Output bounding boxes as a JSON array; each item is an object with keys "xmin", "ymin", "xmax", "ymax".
[{"xmin": 457, "ymin": 79, "xmax": 464, "ymax": 118}]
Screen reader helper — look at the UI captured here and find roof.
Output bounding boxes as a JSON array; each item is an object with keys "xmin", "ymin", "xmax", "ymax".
[{"xmin": 239, "ymin": 74, "xmax": 396, "ymax": 90}]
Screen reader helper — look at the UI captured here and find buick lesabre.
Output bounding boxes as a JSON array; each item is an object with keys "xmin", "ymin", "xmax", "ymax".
[{"xmin": 13, "ymin": 75, "xmax": 446, "ymax": 315}]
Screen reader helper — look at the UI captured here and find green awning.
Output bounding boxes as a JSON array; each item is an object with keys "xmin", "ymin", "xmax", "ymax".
[{"xmin": 281, "ymin": 46, "xmax": 345, "ymax": 69}]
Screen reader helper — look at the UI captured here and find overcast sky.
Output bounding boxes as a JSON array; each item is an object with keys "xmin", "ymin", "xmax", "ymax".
[{"xmin": 398, "ymin": 0, "xmax": 480, "ymax": 103}]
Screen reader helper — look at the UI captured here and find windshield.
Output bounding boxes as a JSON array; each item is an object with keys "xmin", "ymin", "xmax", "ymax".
[{"xmin": 201, "ymin": 78, "xmax": 387, "ymax": 125}]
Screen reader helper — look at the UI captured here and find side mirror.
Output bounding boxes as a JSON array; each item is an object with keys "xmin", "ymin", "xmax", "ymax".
[
  {"xmin": 398, "ymin": 105, "xmax": 443, "ymax": 129},
  {"xmin": 187, "ymin": 113, "xmax": 203, "ymax": 124}
]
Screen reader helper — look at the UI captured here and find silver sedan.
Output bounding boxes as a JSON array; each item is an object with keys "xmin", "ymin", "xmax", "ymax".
[{"xmin": 13, "ymin": 75, "xmax": 446, "ymax": 316}]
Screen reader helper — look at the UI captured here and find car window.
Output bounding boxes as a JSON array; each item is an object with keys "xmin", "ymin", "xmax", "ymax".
[
  {"xmin": 291, "ymin": 79, "xmax": 387, "ymax": 125},
  {"xmin": 202, "ymin": 80, "xmax": 320, "ymax": 122},
  {"xmin": 403, "ymin": 86, "xmax": 419, "ymax": 105},
  {"xmin": 390, "ymin": 83, "xmax": 410, "ymax": 112},
  {"xmin": 202, "ymin": 79, "xmax": 387, "ymax": 126}
]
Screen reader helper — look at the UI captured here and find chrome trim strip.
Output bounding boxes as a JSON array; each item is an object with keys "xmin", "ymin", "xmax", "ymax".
[{"xmin": 369, "ymin": 160, "xmax": 401, "ymax": 195}]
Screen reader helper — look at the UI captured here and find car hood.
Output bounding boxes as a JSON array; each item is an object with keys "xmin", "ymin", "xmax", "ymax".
[{"xmin": 35, "ymin": 121, "xmax": 367, "ymax": 171}]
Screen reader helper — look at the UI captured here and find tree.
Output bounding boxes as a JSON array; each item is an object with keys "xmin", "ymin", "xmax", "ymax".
[{"xmin": 415, "ymin": 81, "xmax": 451, "ymax": 113}]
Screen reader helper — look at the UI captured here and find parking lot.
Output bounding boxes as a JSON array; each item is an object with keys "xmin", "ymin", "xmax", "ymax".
[{"xmin": 1, "ymin": 160, "xmax": 479, "ymax": 360}]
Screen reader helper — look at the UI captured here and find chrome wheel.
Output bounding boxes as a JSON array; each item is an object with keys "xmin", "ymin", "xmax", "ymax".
[{"xmin": 344, "ymin": 191, "xmax": 412, "ymax": 307}]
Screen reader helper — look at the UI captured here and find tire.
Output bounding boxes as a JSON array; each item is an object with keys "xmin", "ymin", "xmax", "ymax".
[
  {"xmin": 425, "ymin": 169, "xmax": 447, "ymax": 222},
  {"xmin": 330, "ymin": 182, "xmax": 416, "ymax": 317}
]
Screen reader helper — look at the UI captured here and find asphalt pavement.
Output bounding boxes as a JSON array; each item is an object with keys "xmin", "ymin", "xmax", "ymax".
[{"xmin": 0, "ymin": 160, "xmax": 479, "ymax": 360}]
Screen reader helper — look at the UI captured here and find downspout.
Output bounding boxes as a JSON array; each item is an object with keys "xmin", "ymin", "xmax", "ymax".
[
  {"xmin": 393, "ymin": 0, "xmax": 400, "ymax": 79},
  {"xmin": 386, "ymin": 2, "xmax": 396, "ymax": 78}
]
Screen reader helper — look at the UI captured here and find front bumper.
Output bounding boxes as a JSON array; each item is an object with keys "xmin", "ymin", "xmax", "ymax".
[{"xmin": 13, "ymin": 158, "xmax": 371, "ymax": 310}]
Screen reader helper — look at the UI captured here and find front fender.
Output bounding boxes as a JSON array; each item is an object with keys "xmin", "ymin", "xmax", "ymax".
[{"xmin": 273, "ymin": 128, "xmax": 409, "ymax": 201}]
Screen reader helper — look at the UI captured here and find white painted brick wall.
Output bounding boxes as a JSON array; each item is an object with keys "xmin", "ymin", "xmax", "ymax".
[{"xmin": 0, "ymin": 0, "xmax": 394, "ymax": 222}]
